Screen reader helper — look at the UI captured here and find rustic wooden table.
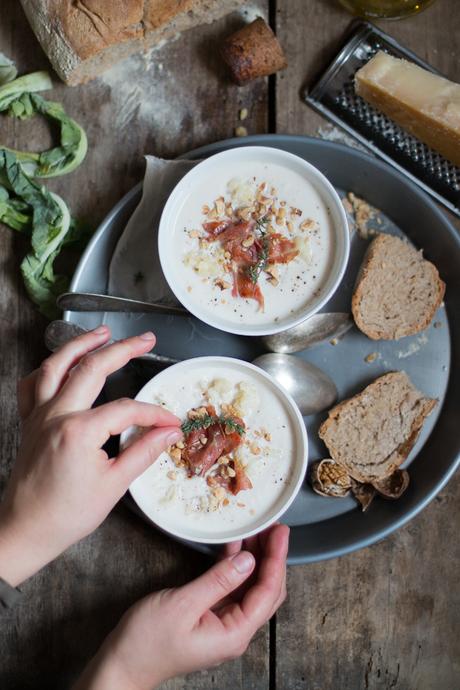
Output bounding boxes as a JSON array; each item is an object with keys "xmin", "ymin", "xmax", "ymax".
[{"xmin": 1, "ymin": 1, "xmax": 459, "ymax": 688}]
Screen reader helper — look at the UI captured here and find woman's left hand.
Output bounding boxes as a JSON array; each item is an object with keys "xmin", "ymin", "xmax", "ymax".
[{"xmin": 0, "ymin": 326, "xmax": 182, "ymax": 587}]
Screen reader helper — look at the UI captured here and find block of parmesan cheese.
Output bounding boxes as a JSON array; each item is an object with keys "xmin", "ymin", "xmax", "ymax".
[{"xmin": 355, "ymin": 51, "xmax": 460, "ymax": 167}]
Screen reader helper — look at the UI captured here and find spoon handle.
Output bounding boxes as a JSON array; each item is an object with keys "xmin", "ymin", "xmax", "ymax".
[
  {"xmin": 44, "ymin": 320, "xmax": 180, "ymax": 364},
  {"xmin": 57, "ymin": 292, "xmax": 188, "ymax": 316}
]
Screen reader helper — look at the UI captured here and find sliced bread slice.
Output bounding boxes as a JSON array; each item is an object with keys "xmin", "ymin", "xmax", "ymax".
[
  {"xmin": 318, "ymin": 371, "xmax": 436, "ymax": 484},
  {"xmin": 352, "ymin": 233, "xmax": 445, "ymax": 340}
]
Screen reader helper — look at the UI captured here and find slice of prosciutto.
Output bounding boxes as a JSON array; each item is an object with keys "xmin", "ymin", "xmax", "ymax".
[
  {"xmin": 182, "ymin": 406, "xmax": 245, "ymax": 477},
  {"xmin": 232, "ymin": 268, "xmax": 264, "ymax": 310},
  {"xmin": 268, "ymin": 233, "xmax": 299, "ymax": 263},
  {"xmin": 202, "ymin": 218, "xmax": 298, "ymax": 309}
]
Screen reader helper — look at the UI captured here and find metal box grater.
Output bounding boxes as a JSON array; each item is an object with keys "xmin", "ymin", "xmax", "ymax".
[{"xmin": 304, "ymin": 20, "xmax": 460, "ymax": 218}]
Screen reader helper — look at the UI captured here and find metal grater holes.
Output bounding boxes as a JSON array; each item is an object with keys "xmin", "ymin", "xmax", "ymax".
[{"xmin": 334, "ymin": 57, "xmax": 460, "ymax": 192}]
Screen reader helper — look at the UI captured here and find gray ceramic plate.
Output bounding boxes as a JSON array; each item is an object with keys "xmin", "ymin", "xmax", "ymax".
[{"xmin": 65, "ymin": 135, "xmax": 460, "ymax": 564}]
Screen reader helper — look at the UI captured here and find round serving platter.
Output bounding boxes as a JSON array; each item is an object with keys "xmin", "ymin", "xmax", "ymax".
[{"xmin": 65, "ymin": 135, "xmax": 460, "ymax": 564}]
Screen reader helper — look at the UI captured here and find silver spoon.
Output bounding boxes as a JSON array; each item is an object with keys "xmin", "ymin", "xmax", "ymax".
[
  {"xmin": 57, "ymin": 292, "xmax": 352, "ymax": 352},
  {"xmin": 57, "ymin": 292, "xmax": 187, "ymax": 316},
  {"xmin": 261, "ymin": 312, "xmax": 353, "ymax": 353},
  {"xmin": 252, "ymin": 353, "xmax": 337, "ymax": 415},
  {"xmin": 45, "ymin": 320, "xmax": 337, "ymax": 415}
]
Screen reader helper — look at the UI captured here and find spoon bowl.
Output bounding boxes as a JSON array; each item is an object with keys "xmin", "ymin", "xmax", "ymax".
[
  {"xmin": 261, "ymin": 312, "xmax": 353, "ymax": 354},
  {"xmin": 252, "ymin": 353, "xmax": 338, "ymax": 416}
]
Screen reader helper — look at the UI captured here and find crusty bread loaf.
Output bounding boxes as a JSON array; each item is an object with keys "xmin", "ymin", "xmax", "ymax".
[
  {"xmin": 19, "ymin": 0, "xmax": 245, "ymax": 85},
  {"xmin": 352, "ymin": 234, "xmax": 445, "ymax": 340},
  {"xmin": 355, "ymin": 51, "xmax": 460, "ymax": 167},
  {"xmin": 318, "ymin": 371, "xmax": 436, "ymax": 484}
]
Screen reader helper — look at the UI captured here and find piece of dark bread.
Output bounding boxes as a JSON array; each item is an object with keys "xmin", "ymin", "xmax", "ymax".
[
  {"xmin": 220, "ymin": 17, "xmax": 287, "ymax": 84},
  {"xmin": 318, "ymin": 371, "xmax": 436, "ymax": 484},
  {"xmin": 352, "ymin": 234, "xmax": 445, "ymax": 340}
]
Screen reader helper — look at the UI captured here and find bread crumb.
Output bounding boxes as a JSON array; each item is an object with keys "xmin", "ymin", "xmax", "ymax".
[
  {"xmin": 237, "ymin": 502, "xmax": 246, "ymax": 508},
  {"xmin": 239, "ymin": 107, "xmax": 248, "ymax": 120},
  {"xmin": 167, "ymin": 470, "xmax": 177, "ymax": 480},
  {"xmin": 365, "ymin": 352, "xmax": 380, "ymax": 363},
  {"xmin": 330, "ymin": 338, "xmax": 339, "ymax": 346},
  {"xmin": 235, "ymin": 126, "xmax": 248, "ymax": 137}
]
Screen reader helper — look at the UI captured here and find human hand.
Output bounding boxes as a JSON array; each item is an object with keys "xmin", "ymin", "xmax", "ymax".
[
  {"xmin": 74, "ymin": 524, "xmax": 289, "ymax": 690},
  {"xmin": 0, "ymin": 326, "xmax": 182, "ymax": 587}
]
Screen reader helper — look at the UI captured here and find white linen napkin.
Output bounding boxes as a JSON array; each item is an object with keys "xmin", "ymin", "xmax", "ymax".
[{"xmin": 108, "ymin": 155, "xmax": 198, "ymax": 304}]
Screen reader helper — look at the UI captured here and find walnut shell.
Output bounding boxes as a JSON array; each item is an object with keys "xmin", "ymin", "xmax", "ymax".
[
  {"xmin": 372, "ymin": 469, "xmax": 410, "ymax": 499},
  {"xmin": 311, "ymin": 459, "xmax": 352, "ymax": 498},
  {"xmin": 350, "ymin": 478, "xmax": 376, "ymax": 512}
]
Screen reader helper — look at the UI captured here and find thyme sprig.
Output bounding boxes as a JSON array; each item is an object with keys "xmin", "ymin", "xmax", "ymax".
[
  {"xmin": 247, "ymin": 215, "xmax": 270, "ymax": 285},
  {"xmin": 181, "ymin": 414, "xmax": 245, "ymax": 437}
]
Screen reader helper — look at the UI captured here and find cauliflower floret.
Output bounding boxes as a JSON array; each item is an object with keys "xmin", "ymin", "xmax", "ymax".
[
  {"xmin": 294, "ymin": 236, "xmax": 313, "ymax": 264},
  {"xmin": 183, "ymin": 252, "xmax": 221, "ymax": 278},
  {"xmin": 232, "ymin": 381, "xmax": 260, "ymax": 415},
  {"xmin": 209, "ymin": 378, "xmax": 232, "ymax": 395},
  {"xmin": 227, "ymin": 178, "xmax": 255, "ymax": 208}
]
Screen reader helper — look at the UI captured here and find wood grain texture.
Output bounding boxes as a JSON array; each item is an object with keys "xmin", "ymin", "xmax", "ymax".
[
  {"xmin": 275, "ymin": 2, "xmax": 460, "ymax": 689},
  {"xmin": 0, "ymin": 0, "xmax": 270, "ymax": 688},
  {"xmin": 1, "ymin": 0, "xmax": 459, "ymax": 688}
]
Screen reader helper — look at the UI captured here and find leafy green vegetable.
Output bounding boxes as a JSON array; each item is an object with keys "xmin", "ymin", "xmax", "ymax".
[
  {"xmin": 0, "ymin": 56, "xmax": 91, "ymax": 317},
  {"xmin": 1, "ymin": 92, "xmax": 88, "ymax": 177},
  {"xmin": 0, "ymin": 71, "xmax": 52, "ymax": 114},
  {"xmin": 0, "ymin": 53, "xmax": 18, "ymax": 86},
  {"xmin": 181, "ymin": 415, "xmax": 245, "ymax": 437},
  {"xmin": 0, "ymin": 150, "xmax": 73, "ymax": 317},
  {"xmin": 0, "ymin": 59, "xmax": 87, "ymax": 177}
]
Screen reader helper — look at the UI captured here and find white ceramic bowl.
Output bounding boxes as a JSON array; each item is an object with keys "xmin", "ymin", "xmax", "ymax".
[
  {"xmin": 158, "ymin": 146, "xmax": 349, "ymax": 336},
  {"xmin": 120, "ymin": 356, "xmax": 308, "ymax": 544}
]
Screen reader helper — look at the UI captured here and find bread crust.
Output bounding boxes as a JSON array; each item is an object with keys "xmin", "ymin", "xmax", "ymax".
[
  {"xmin": 220, "ymin": 17, "xmax": 287, "ymax": 84},
  {"xmin": 351, "ymin": 233, "xmax": 445, "ymax": 340},
  {"xmin": 318, "ymin": 372, "xmax": 437, "ymax": 483},
  {"xmin": 19, "ymin": 0, "xmax": 245, "ymax": 84}
]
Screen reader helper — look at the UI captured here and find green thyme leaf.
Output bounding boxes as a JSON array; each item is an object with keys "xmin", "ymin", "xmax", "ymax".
[
  {"xmin": 181, "ymin": 414, "xmax": 245, "ymax": 437},
  {"xmin": 247, "ymin": 236, "xmax": 270, "ymax": 285}
]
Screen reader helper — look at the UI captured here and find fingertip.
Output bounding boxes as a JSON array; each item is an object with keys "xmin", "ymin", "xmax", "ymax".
[
  {"xmin": 92, "ymin": 325, "xmax": 110, "ymax": 336},
  {"xmin": 231, "ymin": 550, "xmax": 255, "ymax": 575},
  {"xmin": 138, "ymin": 331, "xmax": 156, "ymax": 342}
]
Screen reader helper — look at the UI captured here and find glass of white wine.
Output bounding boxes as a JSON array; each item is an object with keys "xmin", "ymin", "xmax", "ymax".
[{"xmin": 338, "ymin": 0, "xmax": 436, "ymax": 19}]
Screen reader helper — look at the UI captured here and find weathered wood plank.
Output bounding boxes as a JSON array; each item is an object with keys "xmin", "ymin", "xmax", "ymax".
[
  {"xmin": 0, "ymin": 1, "xmax": 270, "ymax": 688},
  {"xmin": 275, "ymin": 2, "xmax": 460, "ymax": 688}
]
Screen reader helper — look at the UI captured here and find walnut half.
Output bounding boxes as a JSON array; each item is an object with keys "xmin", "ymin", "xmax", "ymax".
[{"xmin": 310, "ymin": 459, "xmax": 352, "ymax": 498}]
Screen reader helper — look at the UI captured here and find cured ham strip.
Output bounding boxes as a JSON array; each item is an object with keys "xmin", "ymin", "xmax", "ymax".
[
  {"xmin": 232, "ymin": 268, "xmax": 264, "ymax": 310},
  {"xmin": 182, "ymin": 406, "xmax": 245, "ymax": 477},
  {"xmin": 202, "ymin": 220, "xmax": 231, "ymax": 237},
  {"xmin": 202, "ymin": 218, "xmax": 298, "ymax": 309},
  {"xmin": 230, "ymin": 458, "xmax": 253, "ymax": 495},
  {"xmin": 268, "ymin": 233, "xmax": 299, "ymax": 264}
]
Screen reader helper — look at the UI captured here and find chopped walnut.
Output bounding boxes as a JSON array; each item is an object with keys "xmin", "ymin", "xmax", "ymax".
[
  {"xmin": 300, "ymin": 218, "xmax": 316, "ymax": 231},
  {"xmin": 215, "ymin": 278, "xmax": 231, "ymax": 290},
  {"xmin": 188, "ymin": 407, "xmax": 208, "ymax": 420},
  {"xmin": 169, "ymin": 447, "xmax": 182, "ymax": 463},
  {"xmin": 215, "ymin": 197, "xmax": 225, "ymax": 216},
  {"xmin": 167, "ymin": 470, "xmax": 177, "ymax": 481}
]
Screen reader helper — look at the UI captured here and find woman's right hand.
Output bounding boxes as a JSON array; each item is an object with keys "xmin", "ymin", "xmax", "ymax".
[{"xmin": 74, "ymin": 524, "xmax": 289, "ymax": 690}]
